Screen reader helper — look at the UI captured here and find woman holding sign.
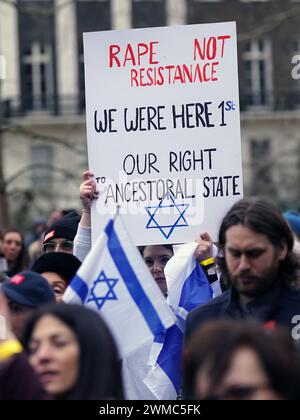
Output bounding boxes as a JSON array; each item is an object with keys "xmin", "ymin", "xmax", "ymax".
[
  {"xmin": 74, "ymin": 171, "xmax": 176, "ymax": 296},
  {"xmin": 74, "ymin": 171, "xmax": 217, "ymax": 298}
]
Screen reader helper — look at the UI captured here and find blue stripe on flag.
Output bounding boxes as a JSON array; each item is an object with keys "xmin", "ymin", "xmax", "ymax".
[
  {"xmin": 105, "ymin": 220, "xmax": 165, "ymax": 337},
  {"xmin": 70, "ymin": 274, "xmax": 89, "ymax": 303},
  {"xmin": 179, "ymin": 263, "xmax": 213, "ymax": 312},
  {"xmin": 154, "ymin": 331, "xmax": 165, "ymax": 344},
  {"xmin": 152, "ymin": 262, "xmax": 213, "ymax": 394},
  {"xmin": 156, "ymin": 324, "xmax": 183, "ymax": 393}
]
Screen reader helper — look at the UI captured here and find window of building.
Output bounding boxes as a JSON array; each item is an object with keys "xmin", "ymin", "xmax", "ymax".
[
  {"xmin": 31, "ymin": 145, "xmax": 53, "ymax": 188},
  {"xmin": 18, "ymin": 0, "xmax": 56, "ymax": 113},
  {"xmin": 250, "ymin": 139, "xmax": 275, "ymax": 197},
  {"xmin": 251, "ymin": 138, "xmax": 270, "ymax": 161},
  {"xmin": 243, "ymin": 38, "xmax": 273, "ymax": 107},
  {"xmin": 76, "ymin": 0, "xmax": 111, "ymax": 111},
  {"xmin": 132, "ymin": 0, "xmax": 166, "ymax": 28},
  {"xmin": 22, "ymin": 42, "xmax": 53, "ymax": 111}
]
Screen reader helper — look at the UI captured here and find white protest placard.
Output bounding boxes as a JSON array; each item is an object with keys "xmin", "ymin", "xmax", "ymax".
[{"xmin": 84, "ymin": 22, "xmax": 243, "ymax": 246}]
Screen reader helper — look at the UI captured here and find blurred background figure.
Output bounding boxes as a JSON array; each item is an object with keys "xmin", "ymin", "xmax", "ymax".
[
  {"xmin": 26, "ymin": 217, "xmax": 47, "ymax": 247},
  {"xmin": 2, "ymin": 229, "xmax": 28, "ymax": 277},
  {"xmin": 0, "ymin": 230, "xmax": 3, "ymax": 252},
  {"xmin": 32, "ymin": 253, "xmax": 81, "ymax": 302},
  {"xmin": 47, "ymin": 210, "xmax": 65, "ymax": 227},
  {"xmin": 0, "ymin": 231, "xmax": 8, "ymax": 283},
  {"xmin": 21, "ymin": 304, "xmax": 124, "ymax": 400},
  {"xmin": 47, "ymin": 209, "xmax": 79, "ymax": 228},
  {"xmin": 27, "ymin": 217, "xmax": 47, "ymax": 265},
  {"xmin": 183, "ymin": 320, "xmax": 300, "ymax": 400}
]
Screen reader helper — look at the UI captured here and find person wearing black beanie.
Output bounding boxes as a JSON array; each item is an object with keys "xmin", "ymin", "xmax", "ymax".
[
  {"xmin": 42, "ymin": 211, "xmax": 80, "ymax": 255},
  {"xmin": 32, "ymin": 252, "xmax": 81, "ymax": 302}
]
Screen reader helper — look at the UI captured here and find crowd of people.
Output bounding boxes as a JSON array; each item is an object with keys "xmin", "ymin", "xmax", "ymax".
[{"xmin": 1, "ymin": 171, "xmax": 300, "ymax": 400}]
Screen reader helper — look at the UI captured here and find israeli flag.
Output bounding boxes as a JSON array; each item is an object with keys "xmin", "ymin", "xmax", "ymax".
[
  {"xmin": 63, "ymin": 215, "xmax": 175, "ymax": 357},
  {"xmin": 144, "ymin": 242, "xmax": 213, "ymax": 399}
]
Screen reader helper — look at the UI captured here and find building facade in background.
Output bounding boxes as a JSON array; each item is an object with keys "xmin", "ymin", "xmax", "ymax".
[{"xmin": 0, "ymin": 0, "xmax": 300, "ymax": 228}]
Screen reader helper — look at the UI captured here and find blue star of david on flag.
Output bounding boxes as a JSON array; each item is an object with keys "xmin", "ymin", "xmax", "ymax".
[
  {"xmin": 87, "ymin": 270, "xmax": 118, "ymax": 310},
  {"xmin": 145, "ymin": 192, "xmax": 189, "ymax": 239}
]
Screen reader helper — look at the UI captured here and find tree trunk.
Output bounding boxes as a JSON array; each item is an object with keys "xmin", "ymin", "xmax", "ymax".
[{"xmin": 0, "ymin": 79, "xmax": 10, "ymax": 230}]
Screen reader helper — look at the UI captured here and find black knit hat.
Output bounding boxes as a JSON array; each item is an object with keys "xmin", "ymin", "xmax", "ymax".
[
  {"xmin": 43, "ymin": 211, "xmax": 80, "ymax": 243},
  {"xmin": 32, "ymin": 252, "xmax": 81, "ymax": 286}
]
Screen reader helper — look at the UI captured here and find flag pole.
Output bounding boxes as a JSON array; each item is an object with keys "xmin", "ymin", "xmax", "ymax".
[{"xmin": 114, "ymin": 204, "xmax": 121, "ymax": 221}]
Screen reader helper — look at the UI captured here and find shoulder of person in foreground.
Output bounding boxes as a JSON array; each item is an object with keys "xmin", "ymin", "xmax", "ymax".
[
  {"xmin": 282, "ymin": 285, "xmax": 300, "ymax": 301},
  {"xmin": 0, "ymin": 352, "xmax": 52, "ymax": 400},
  {"xmin": 185, "ymin": 289, "xmax": 231, "ymax": 342},
  {"xmin": 0, "ymin": 293, "xmax": 51, "ymax": 400}
]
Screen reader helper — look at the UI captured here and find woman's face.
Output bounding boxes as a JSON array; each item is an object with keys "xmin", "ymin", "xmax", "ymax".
[
  {"xmin": 2, "ymin": 232, "xmax": 22, "ymax": 263},
  {"xmin": 196, "ymin": 346, "xmax": 282, "ymax": 400},
  {"xmin": 143, "ymin": 245, "xmax": 173, "ymax": 297},
  {"xmin": 28, "ymin": 315, "xmax": 80, "ymax": 397}
]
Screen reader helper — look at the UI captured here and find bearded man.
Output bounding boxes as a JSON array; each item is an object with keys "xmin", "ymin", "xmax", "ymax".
[{"xmin": 185, "ymin": 199, "xmax": 300, "ymax": 341}]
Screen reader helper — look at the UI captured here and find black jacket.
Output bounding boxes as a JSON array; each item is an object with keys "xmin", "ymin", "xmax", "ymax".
[{"xmin": 185, "ymin": 284, "xmax": 300, "ymax": 341}]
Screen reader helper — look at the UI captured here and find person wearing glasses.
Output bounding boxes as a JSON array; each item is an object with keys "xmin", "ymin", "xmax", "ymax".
[
  {"xmin": 42, "ymin": 211, "xmax": 80, "ymax": 255},
  {"xmin": 183, "ymin": 319, "xmax": 300, "ymax": 400}
]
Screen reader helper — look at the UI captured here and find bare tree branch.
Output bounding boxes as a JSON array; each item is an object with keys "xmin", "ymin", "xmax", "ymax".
[
  {"xmin": 4, "ymin": 162, "xmax": 78, "ymax": 188},
  {"xmin": 238, "ymin": 5, "xmax": 300, "ymax": 42},
  {"xmin": 3, "ymin": 123, "xmax": 85, "ymax": 154}
]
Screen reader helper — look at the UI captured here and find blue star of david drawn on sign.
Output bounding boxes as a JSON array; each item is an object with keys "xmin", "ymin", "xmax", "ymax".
[
  {"xmin": 87, "ymin": 270, "xmax": 118, "ymax": 310},
  {"xmin": 145, "ymin": 192, "xmax": 190, "ymax": 239}
]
